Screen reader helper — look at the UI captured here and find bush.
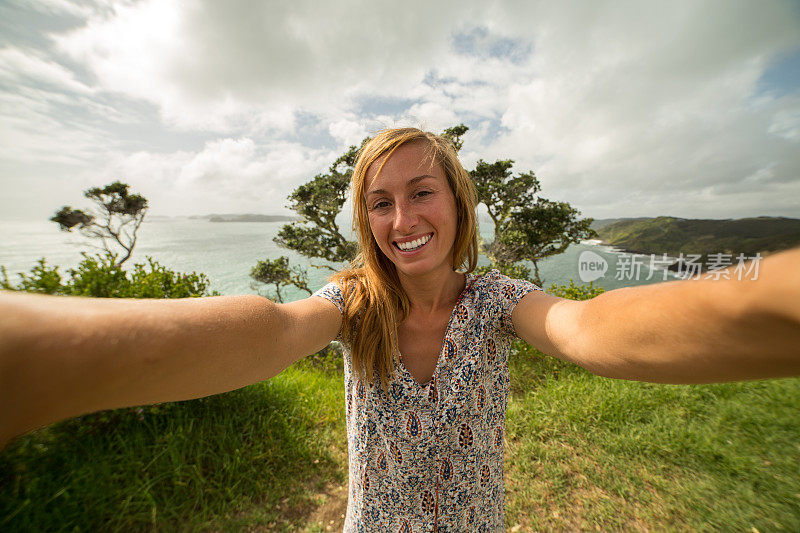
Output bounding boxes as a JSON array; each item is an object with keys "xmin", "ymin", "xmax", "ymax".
[
  {"xmin": 1, "ymin": 252, "xmax": 219, "ymax": 298},
  {"xmin": 545, "ymin": 278, "xmax": 605, "ymax": 300}
]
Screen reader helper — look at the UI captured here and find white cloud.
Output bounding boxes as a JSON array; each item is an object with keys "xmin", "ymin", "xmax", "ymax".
[
  {"xmin": 0, "ymin": 45, "xmax": 142, "ymax": 165},
  {"xmin": 97, "ymin": 138, "xmax": 335, "ymax": 216},
  {"xmin": 471, "ymin": 1, "xmax": 800, "ymax": 218},
  {"xmin": 768, "ymin": 104, "xmax": 800, "ymax": 142},
  {"xmin": 328, "ymin": 119, "xmax": 368, "ymax": 148},
  {"xmin": 1, "ymin": 0, "xmax": 799, "ymax": 223},
  {"xmin": 11, "ymin": 0, "xmax": 95, "ymax": 19},
  {"xmin": 0, "ymin": 47, "xmax": 92, "ymax": 94},
  {"xmin": 54, "ymin": 0, "xmax": 479, "ymax": 132}
]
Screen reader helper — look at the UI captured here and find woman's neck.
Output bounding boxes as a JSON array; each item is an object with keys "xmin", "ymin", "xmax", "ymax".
[{"xmin": 397, "ymin": 267, "xmax": 466, "ymax": 316}]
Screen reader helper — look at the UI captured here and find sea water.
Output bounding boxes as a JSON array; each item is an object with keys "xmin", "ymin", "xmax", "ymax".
[{"xmin": 0, "ymin": 217, "xmax": 681, "ymax": 300}]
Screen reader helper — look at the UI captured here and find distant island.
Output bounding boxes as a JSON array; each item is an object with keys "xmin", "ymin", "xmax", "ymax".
[
  {"xmin": 189, "ymin": 214, "xmax": 298, "ymax": 223},
  {"xmin": 590, "ymin": 216, "xmax": 800, "ymax": 271}
]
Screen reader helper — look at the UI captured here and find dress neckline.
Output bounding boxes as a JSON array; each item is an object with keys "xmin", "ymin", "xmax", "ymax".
[{"xmin": 397, "ymin": 272, "xmax": 476, "ymax": 387}]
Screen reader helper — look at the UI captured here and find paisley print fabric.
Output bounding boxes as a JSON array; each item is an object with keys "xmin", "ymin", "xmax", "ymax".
[{"xmin": 312, "ymin": 270, "xmax": 542, "ymax": 532}]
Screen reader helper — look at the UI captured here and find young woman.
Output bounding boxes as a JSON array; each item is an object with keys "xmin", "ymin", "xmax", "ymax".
[{"xmin": 1, "ymin": 128, "xmax": 799, "ymax": 531}]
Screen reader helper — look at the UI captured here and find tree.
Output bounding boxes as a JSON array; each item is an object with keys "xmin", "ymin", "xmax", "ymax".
[
  {"xmin": 471, "ymin": 159, "xmax": 596, "ymax": 285},
  {"xmin": 250, "ymin": 124, "xmax": 595, "ymax": 297},
  {"xmin": 440, "ymin": 124, "xmax": 469, "ymax": 152},
  {"xmin": 249, "ymin": 145, "xmax": 362, "ymax": 301},
  {"xmin": 250, "ymin": 256, "xmax": 312, "ymax": 303},
  {"xmin": 50, "ymin": 181, "xmax": 148, "ymax": 267}
]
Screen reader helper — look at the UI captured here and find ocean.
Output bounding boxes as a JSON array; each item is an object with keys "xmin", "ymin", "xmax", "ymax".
[{"xmin": 0, "ymin": 217, "xmax": 682, "ymax": 300}]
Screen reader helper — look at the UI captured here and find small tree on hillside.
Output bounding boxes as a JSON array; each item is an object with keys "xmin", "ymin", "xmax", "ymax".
[
  {"xmin": 250, "ymin": 256, "xmax": 313, "ymax": 303},
  {"xmin": 51, "ymin": 181, "xmax": 148, "ymax": 267},
  {"xmin": 471, "ymin": 159, "xmax": 595, "ymax": 285},
  {"xmin": 250, "ymin": 145, "xmax": 361, "ymax": 302}
]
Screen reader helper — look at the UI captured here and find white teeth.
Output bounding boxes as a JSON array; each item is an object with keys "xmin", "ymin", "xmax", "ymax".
[{"xmin": 397, "ymin": 234, "xmax": 431, "ymax": 251}]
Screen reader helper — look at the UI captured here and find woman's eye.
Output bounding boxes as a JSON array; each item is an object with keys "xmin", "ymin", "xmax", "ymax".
[
  {"xmin": 372, "ymin": 201, "xmax": 390, "ymax": 210},
  {"xmin": 415, "ymin": 190, "xmax": 432, "ymax": 198}
]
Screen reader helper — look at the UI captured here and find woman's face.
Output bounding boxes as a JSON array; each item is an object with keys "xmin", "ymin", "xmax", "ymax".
[{"xmin": 364, "ymin": 141, "xmax": 458, "ymax": 280}]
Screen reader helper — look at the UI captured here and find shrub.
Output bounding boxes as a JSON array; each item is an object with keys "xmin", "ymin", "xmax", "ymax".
[
  {"xmin": 1, "ymin": 252, "xmax": 218, "ymax": 298},
  {"xmin": 546, "ymin": 278, "xmax": 605, "ymax": 300}
]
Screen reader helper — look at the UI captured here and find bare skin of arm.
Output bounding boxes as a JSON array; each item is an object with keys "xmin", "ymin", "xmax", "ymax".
[
  {"xmin": 513, "ymin": 247, "xmax": 800, "ymax": 383},
  {"xmin": 0, "ymin": 292, "xmax": 342, "ymax": 449}
]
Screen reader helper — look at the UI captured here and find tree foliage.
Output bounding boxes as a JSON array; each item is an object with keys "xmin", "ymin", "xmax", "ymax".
[
  {"xmin": 440, "ymin": 124, "xmax": 469, "ymax": 152},
  {"xmin": 471, "ymin": 159, "xmax": 596, "ymax": 284},
  {"xmin": 545, "ymin": 279, "xmax": 605, "ymax": 300},
  {"xmin": 250, "ymin": 124, "xmax": 596, "ymax": 297},
  {"xmin": 250, "ymin": 145, "xmax": 362, "ymax": 301},
  {"xmin": 51, "ymin": 181, "xmax": 148, "ymax": 267},
  {"xmin": 250, "ymin": 256, "xmax": 312, "ymax": 303},
  {"xmin": 1, "ymin": 252, "xmax": 218, "ymax": 299}
]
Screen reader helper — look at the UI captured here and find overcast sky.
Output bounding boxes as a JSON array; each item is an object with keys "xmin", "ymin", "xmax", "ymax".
[{"xmin": 1, "ymin": 0, "xmax": 799, "ymax": 222}]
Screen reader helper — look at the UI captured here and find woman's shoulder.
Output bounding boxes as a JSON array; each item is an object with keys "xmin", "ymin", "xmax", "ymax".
[
  {"xmin": 312, "ymin": 281, "xmax": 346, "ymax": 313},
  {"xmin": 467, "ymin": 269, "xmax": 543, "ymax": 301},
  {"xmin": 469, "ymin": 269, "xmax": 539, "ymax": 288},
  {"xmin": 311, "ymin": 269, "xmax": 366, "ymax": 314}
]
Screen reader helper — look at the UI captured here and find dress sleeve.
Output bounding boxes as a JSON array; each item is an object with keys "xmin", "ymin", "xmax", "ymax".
[
  {"xmin": 312, "ymin": 282, "xmax": 345, "ymax": 342},
  {"xmin": 312, "ymin": 282, "xmax": 345, "ymax": 314},
  {"xmin": 490, "ymin": 270, "xmax": 543, "ymax": 338}
]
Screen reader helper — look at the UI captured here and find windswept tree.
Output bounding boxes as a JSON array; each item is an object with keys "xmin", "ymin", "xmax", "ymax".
[
  {"xmin": 250, "ymin": 256, "xmax": 312, "ymax": 303},
  {"xmin": 250, "ymin": 145, "xmax": 361, "ymax": 302},
  {"xmin": 273, "ymin": 147, "xmax": 360, "ymax": 268},
  {"xmin": 51, "ymin": 181, "xmax": 148, "ymax": 267},
  {"xmin": 250, "ymin": 124, "xmax": 595, "ymax": 299},
  {"xmin": 471, "ymin": 159, "xmax": 595, "ymax": 285}
]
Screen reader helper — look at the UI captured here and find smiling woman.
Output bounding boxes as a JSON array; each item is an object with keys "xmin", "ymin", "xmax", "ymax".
[
  {"xmin": 332, "ymin": 129, "xmax": 479, "ymax": 395},
  {"xmin": 1, "ymin": 128, "xmax": 800, "ymax": 532}
]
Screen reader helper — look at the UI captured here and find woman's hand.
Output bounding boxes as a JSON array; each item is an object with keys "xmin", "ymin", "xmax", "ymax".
[
  {"xmin": 0, "ymin": 292, "xmax": 342, "ymax": 448},
  {"xmin": 513, "ymin": 247, "xmax": 800, "ymax": 383}
]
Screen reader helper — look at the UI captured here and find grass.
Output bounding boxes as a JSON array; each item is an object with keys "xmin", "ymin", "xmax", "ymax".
[
  {"xmin": 505, "ymin": 342, "xmax": 800, "ymax": 531},
  {"xmin": 0, "ymin": 362, "xmax": 347, "ymax": 532},
  {"xmin": 2, "ymin": 348, "xmax": 799, "ymax": 531}
]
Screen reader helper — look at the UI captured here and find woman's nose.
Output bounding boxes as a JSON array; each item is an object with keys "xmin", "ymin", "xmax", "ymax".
[{"xmin": 393, "ymin": 202, "xmax": 419, "ymax": 233}]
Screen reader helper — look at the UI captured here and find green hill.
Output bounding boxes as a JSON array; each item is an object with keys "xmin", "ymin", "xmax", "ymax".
[
  {"xmin": 593, "ymin": 216, "xmax": 800, "ymax": 257},
  {"xmin": 589, "ymin": 217, "xmax": 651, "ymax": 231}
]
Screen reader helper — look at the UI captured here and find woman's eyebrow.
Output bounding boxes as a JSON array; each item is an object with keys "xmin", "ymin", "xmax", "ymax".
[{"xmin": 366, "ymin": 175, "xmax": 437, "ymax": 197}]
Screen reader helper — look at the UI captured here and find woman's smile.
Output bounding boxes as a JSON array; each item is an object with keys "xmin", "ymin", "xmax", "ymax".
[{"xmin": 394, "ymin": 232, "xmax": 433, "ymax": 253}]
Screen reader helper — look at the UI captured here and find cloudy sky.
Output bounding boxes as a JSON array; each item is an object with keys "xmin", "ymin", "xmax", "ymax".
[{"xmin": 1, "ymin": 0, "xmax": 799, "ymax": 222}]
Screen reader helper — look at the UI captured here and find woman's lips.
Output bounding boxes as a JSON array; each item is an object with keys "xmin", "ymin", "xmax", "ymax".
[{"xmin": 393, "ymin": 233, "xmax": 433, "ymax": 253}]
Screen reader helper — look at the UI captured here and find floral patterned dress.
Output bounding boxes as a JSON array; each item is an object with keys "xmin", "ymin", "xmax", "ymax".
[{"xmin": 312, "ymin": 270, "xmax": 542, "ymax": 532}]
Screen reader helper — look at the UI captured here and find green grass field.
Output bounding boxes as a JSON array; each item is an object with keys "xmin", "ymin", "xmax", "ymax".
[
  {"xmin": 505, "ymin": 343, "xmax": 800, "ymax": 531},
  {"xmin": 2, "ymin": 348, "xmax": 799, "ymax": 531}
]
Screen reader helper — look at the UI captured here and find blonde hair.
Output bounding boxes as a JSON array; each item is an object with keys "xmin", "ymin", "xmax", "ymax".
[{"xmin": 332, "ymin": 127, "xmax": 478, "ymax": 390}]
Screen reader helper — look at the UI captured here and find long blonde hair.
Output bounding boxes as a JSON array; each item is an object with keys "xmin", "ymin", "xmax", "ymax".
[{"xmin": 332, "ymin": 128, "xmax": 479, "ymax": 390}]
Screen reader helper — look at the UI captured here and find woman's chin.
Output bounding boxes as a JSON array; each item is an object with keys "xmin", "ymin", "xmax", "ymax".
[{"xmin": 393, "ymin": 258, "xmax": 454, "ymax": 280}]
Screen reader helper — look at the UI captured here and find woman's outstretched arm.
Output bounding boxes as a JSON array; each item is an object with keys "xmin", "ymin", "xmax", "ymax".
[
  {"xmin": 0, "ymin": 292, "xmax": 341, "ymax": 448},
  {"xmin": 513, "ymin": 247, "xmax": 800, "ymax": 383}
]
